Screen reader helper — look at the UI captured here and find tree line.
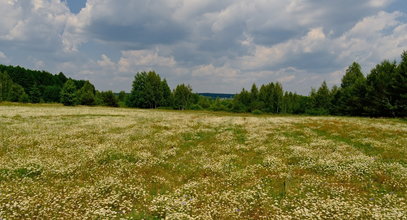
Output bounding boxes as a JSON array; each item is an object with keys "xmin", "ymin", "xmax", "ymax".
[
  {"xmin": 230, "ymin": 52, "xmax": 406, "ymax": 117},
  {"xmin": 1, "ymin": 51, "xmax": 406, "ymax": 117},
  {"xmin": 0, "ymin": 64, "xmax": 119, "ymax": 107}
]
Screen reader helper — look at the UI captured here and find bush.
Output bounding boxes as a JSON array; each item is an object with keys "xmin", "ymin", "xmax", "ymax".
[
  {"xmin": 252, "ymin": 109, "xmax": 263, "ymax": 115},
  {"xmin": 19, "ymin": 93, "xmax": 30, "ymax": 103},
  {"xmin": 190, "ymin": 104, "xmax": 203, "ymax": 110}
]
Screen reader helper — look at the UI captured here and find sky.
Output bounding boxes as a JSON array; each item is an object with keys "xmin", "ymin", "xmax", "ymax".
[{"xmin": 1, "ymin": 0, "xmax": 407, "ymax": 94}]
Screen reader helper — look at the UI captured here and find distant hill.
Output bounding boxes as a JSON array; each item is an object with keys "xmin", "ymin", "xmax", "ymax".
[{"xmin": 198, "ymin": 93, "xmax": 235, "ymax": 99}]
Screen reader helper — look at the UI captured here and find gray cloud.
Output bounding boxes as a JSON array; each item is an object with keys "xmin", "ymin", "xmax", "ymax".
[{"xmin": 0, "ymin": 0, "xmax": 406, "ymax": 95}]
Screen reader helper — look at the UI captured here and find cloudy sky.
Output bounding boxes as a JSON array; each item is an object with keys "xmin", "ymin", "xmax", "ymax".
[{"xmin": 1, "ymin": 0, "xmax": 407, "ymax": 94}]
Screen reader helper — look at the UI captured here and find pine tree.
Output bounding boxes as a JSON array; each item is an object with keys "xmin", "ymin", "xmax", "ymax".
[
  {"xmin": 29, "ymin": 84, "xmax": 41, "ymax": 103},
  {"xmin": 60, "ymin": 79, "xmax": 77, "ymax": 106},
  {"xmin": 392, "ymin": 51, "xmax": 407, "ymax": 117},
  {"xmin": 365, "ymin": 60, "xmax": 397, "ymax": 117},
  {"xmin": 337, "ymin": 62, "xmax": 367, "ymax": 116}
]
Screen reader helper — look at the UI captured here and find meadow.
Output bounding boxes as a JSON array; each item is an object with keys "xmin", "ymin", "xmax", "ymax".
[{"xmin": 0, "ymin": 104, "xmax": 406, "ymax": 219}]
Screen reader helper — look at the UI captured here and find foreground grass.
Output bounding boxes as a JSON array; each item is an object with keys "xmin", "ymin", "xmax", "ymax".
[{"xmin": 0, "ymin": 104, "xmax": 406, "ymax": 219}]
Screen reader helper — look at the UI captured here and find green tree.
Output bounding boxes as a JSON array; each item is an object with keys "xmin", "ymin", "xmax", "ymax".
[
  {"xmin": 161, "ymin": 79, "xmax": 172, "ymax": 107},
  {"xmin": 127, "ymin": 72, "xmax": 148, "ymax": 108},
  {"xmin": 337, "ymin": 62, "xmax": 367, "ymax": 116},
  {"xmin": 60, "ymin": 79, "xmax": 77, "ymax": 106},
  {"xmin": 78, "ymin": 81, "xmax": 96, "ymax": 106},
  {"xmin": 99, "ymin": 91, "xmax": 119, "ymax": 107},
  {"xmin": 57, "ymin": 72, "xmax": 68, "ymax": 86},
  {"xmin": 29, "ymin": 84, "xmax": 41, "ymax": 103},
  {"xmin": 147, "ymin": 71, "xmax": 163, "ymax": 108},
  {"xmin": 308, "ymin": 81, "xmax": 331, "ymax": 115},
  {"xmin": 9, "ymin": 84, "xmax": 27, "ymax": 102},
  {"xmin": 128, "ymin": 71, "xmax": 173, "ymax": 108},
  {"xmin": 250, "ymin": 83, "xmax": 259, "ymax": 102},
  {"xmin": 272, "ymin": 83, "xmax": 284, "ymax": 113},
  {"xmin": 259, "ymin": 84, "xmax": 273, "ymax": 113},
  {"xmin": 365, "ymin": 60, "xmax": 397, "ymax": 117},
  {"xmin": 118, "ymin": 91, "xmax": 127, "ymax": 102},
  {"xmin": 232, "ymin": 88, "xmax": 250, "ymax": 112},
  {"xmin": 173, "ymin": 84, "xmax": 193, "ymax": 110},
  {"xmin": 329, "ymin": 85, "xmax": 340, "ymax": 115},
  {"xmin": 392, "ymin": 51, "xmax": 407, "ymax": 117},
  {"xmin": 0, "ymin": 71, "xmax": 14, "ymax": 101},
  {"xmin": 250, "ymin": 83, "xmax": 263, "ymax": 112},
  {"xmin": 19, "ymin": 93, "xmax": 30, "ymax": 103},
  {"xmin": 43, "ymin": 86, "xmax": 61, "ymax": 103},
  {"xmin": 117, "ymin": 91, "xmax": 128, "ymax": 107},
  {"xmin": 198, "ymin": 96, "xmax": 211, "ymax": 109}
]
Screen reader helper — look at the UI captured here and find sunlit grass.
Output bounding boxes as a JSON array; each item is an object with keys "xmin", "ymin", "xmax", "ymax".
[{"xmin": 0, "ymin": 103, "xmax": 406, "ymax": 219}]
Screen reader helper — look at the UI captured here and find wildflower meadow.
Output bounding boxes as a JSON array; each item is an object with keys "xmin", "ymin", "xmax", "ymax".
[{"xmin": 0, "ymin": 104, "xmax": 406, "ymax": 219}]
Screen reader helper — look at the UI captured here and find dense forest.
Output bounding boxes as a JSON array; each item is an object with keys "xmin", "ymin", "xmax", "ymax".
[
  {"xmin": 0, "ymin": 65, "xmax": 119, "ymax": 107},
  {"xmin": 1, "ymin": 51, "xmax": 406, "ymax": 117}
]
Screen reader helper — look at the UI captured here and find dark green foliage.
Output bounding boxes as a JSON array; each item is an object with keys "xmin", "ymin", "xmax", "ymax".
[
  {"xmin": 198, "ymin": 96, "xmax": 211, "ymax": 109},
  {"xmin": 29, "ymin": 84, "xmax": 41, "ymax": 103},
  {"xmin": 43, "ymin": 86, "xmax": 61, "ymax": 103},
  {"xmin": 19, "ymin": 93, "xmax": 30, "ymax": 103},
  {"xmin": 173, "ymin": 84, "xmax": 193, "ymax": 110},
  {"xmin": 127, "ymin": 71, "xmax": 171, "ymax": 108},
  {"xmin": 335, "ymin": 62, "xmax": 367, "ymax": 116},
  {"xmin": 392, "ymin": 51, "xmax": 407, "ymax": 117},
  {"xmin": 190, "ymin": 104, "xmax": 203, "ymax": 110},
  {"xmin": 307, "ymin": 81, "xmax": 331, "ymax": 115},
  {"xmin": 210, "ymin": 98, "xmax": 231, "ymax": 111},
  {"xmin": 57, "ymin": 72, "xmax": 68, "ymax": 85},
  {"xmin": 329, "ymin": 85, "xmax": 340, "ymax": 115},
  {"xmin": 98, "ymin": 91, "xmax": 119, "ymax": 107},
  {"xmin": 341, "ymin": 62, "xmax": 364, "ymax": 88},
  {"xmin": 161, "ymin": 79, "xmax": 173, "ymax": 106},
  {"xmin": 233, "ymin": 88, "xmax": 250, "ymax": 112},
  {"xmin": 60, "ymin": 79, "xmax": 77, "ymax": 106},
  {"xmin": 0, "ymin": 71, "xmax": 28, "ymax": 102},
  {"xmin": 250, "ymin": 83, "xmax": 260, "ymax": 112},
  {"xmin": 127, "ymin": 72, "xmax": 147, "ymax": 107},
  {"xmin": 118, "ymin": 91, "xmax": 127, "ymax": 102},
  {"xmin": 259, "ymin": 82, "xmax": 283, "ymax": 113},
  {"xmin": 365, "ymin": 61, "xmax": 398, "ymax": 117},
  {"xmin": 147, "ymin": 71, "xmax": 163, "ymax": 108},
  {"xmin": 233, "ymin": 82, "xmax": 285, "ymax": 114},
  {"xmin": 0, "ymin": 71, "xmax": 14, "ymax": 101},
  {"xmin": 1, "ymin": 50, "xmax": 406, "ymax": 117},
  {"xmin": 282, "ymin": 92, "xmax": 307, "ymax": 114},
  {"xmin": 78, "ymin": 81, "xmax": 96, "ymax": 106},
  {"xmin": 252, "ymin": 109, "xmax": 263, "ymax": 115},
  {"xmin": 9, "ymin": 83, "xmax": 26, "ymax": 102},
  {"xmin": 0, "ymin": 65, "xmax": 89, "ymax": 104},
  {"xmin": 117, "ymin": 91, "xmax": 128, "ymax": 107}
]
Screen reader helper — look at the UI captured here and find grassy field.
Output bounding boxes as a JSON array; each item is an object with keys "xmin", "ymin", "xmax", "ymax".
[{"xmin": 0, "ymin": 104, "xmax": 406, "ymax": 219}]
